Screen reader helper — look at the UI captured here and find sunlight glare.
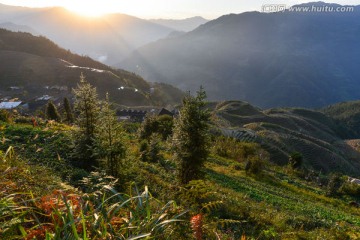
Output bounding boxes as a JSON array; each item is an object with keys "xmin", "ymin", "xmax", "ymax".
[{"xmin": 64, "ymin": 2, "xmax": 112, "ymax": 17}]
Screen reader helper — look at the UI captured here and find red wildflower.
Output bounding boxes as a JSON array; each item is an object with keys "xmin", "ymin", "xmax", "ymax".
[
  {"xmin": 190, "ymin": 213, "xmax": 203, "ymax": 240},
  {"xmin": 25, "ymin": 226, "xmax": 51, "ymax": 240}
]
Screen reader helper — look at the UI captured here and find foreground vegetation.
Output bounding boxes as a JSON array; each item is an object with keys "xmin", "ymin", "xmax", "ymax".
[
  {"xmin": 1, "ymin": 84, "xmax": 360, "ymax": 239},
  {"xmin": 1, "ymin": 120, "xmax": 360, "ymax": 239}
]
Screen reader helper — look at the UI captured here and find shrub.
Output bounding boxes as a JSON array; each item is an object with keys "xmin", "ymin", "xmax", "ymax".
[
  {"xmin": 139, "ymin": 114, "xmax": 174, "ymax": 140},
  {"xmin": 63, "ymin": 97, "xmax": 74, "ymax": 123},
  {"xmin": 46, "ymin": 101, "xmax": 61, "ymax": 122},
  {"xmin": 340, "ymin": 181, "xmax": 360, "ymax": 198},
  {"xmin": 233, "ymin": 163, "xmax": 242, "ymax": 171},
  {"xmin": 326, "ymin": 173, "xmax": 344, "ymax": 197},
  {"xmin": 122, "ymin": 122, "xmax": 141, "ymax": 134},
  {"xmin": 157, "ymin": 114, "xmax": 174, "ymax": 139},
  {"xmin": 139, "ymin": 134, "xmax": 163, "ymax": 163},
  {"xmin": 139, "ymin": 140, "xmax": 150, "ymax": 162},
  {"xmin": 289, "ymin": 152, "xmax": 303, "ymax": 169},
  {"xmin": 245, "ymin": 156, "xmax": 265, "ymax": 175},
  {"xmin": 212, "ymin": 136, "xmax": 262, "ymax": 161},
  {"xmin": 0, "ymin": 109, "xmax": 11, "ymax": 123},
  {"xmin": 14, "ymin": 116, "xmax": 31, "ymax": 124},
  {"xmin": 178, "ymin": 180, "xmax": 240, "ymax": 239},
  {"xmin": 178, "ymin": 180, "xmax": 217, "ymax": 211}
]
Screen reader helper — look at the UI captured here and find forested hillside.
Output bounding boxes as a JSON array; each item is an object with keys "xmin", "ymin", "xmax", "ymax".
[{"xmin": 0, "ymin": 29, "xmax": 184, "ymax": 106}]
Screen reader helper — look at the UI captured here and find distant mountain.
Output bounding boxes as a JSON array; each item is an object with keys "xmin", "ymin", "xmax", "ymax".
[
  {"xmin": 212, "ymin": 100, "xmax": 360, "ymax": 175},
  {"xmin": 0, "ymin": 29, "xmax": 183, "ymax": 107},
  {"xmin": 122, "ymin": 2, "xmax": 360, "ymax": 108},
  {"xmin": 0, "ymin": 22, "xmax": 39, "ymax": 35},
  {"xmin": 0, "ymin": 4, "xmax": 175, "ymax": 66},
  {"xmin": 149, "ymin": 16, "xmax": 208, "ymax": 32}
]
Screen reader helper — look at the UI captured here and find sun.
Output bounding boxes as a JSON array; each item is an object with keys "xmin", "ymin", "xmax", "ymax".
[{"xmin": 64, "ymin": 2, "xmax": 110, "ymax": 17}]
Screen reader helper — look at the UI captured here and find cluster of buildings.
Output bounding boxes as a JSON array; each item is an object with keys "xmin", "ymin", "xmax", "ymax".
[
  {"xmin": 0, "ymin": 95, "xmax": 59, "ymax": 112},
  {"xmin": 0, "ymin": 84, "xmax": 69, "ymax": 112},
  {"xmin": 1, "ymin": 87, "xmax": 175, "ymax": 122}
]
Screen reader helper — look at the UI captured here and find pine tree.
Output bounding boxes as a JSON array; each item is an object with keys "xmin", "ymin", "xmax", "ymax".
[
  {"xmin": 173, "ymin": 86, "xmax": 210, "ymax": 184},
  {"xmin": 63, "ymin": 97, "xmax": 74, "ymax": 123},
  {"xmin": 72, "ymin": 73, "xmax": 100, "ymax": 169},
  {"xmin": 139, "ymin": 133, "xmax": 163, "ymax": 163},
  {"xmin": 95, "ymin": 93, "xmax": 126, "ymax": 177},
  {"xmin": 46, "ymin": 101, "xmax": 61, "ymax": 122}
]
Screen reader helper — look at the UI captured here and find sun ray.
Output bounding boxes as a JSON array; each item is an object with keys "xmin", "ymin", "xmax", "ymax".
[{"xmin": 63, "ymin": 2, "xmax": 111, "ymax": 17}]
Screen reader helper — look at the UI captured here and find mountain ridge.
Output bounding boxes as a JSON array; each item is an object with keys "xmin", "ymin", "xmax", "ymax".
[
  {"xmin": 0, "ymin": 4, "xmax": 176, "ymax": 66},
  {"xmin": 149, "ymin": 16, "xmax": 208, "ymax": 32},
  {"xmin": 0, "ymin": 29, "xmax": 184, "ymax": 107},
  {"xmin": 122, "ymin": 3, "xmax": 360, "ymax": 108}
]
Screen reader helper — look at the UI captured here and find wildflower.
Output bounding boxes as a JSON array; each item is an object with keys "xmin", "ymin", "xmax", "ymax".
[{"xmin": 190, "ymin": 213, "xmax": 203, "ymax": 240}]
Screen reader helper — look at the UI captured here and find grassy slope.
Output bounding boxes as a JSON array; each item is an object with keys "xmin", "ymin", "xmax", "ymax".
[
  {"xmin": 322, "ymin": 100, "xmax": 360, "ymax": 137},
  {"xmin": 205, "ymin": 156, "xmax": 360, "ymax": 239},
  {"xmin": 1, "ymin": 121, "xmax": 360, "ymax": 239}
]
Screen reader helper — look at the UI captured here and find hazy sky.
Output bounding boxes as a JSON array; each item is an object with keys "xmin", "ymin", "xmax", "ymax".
[{"xmin": 1, "ymin": 0, "xmax": 360, "ymax": 19}]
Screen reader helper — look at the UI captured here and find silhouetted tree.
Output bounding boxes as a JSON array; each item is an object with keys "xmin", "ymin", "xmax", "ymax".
[
  {"xmin": 173, "ymin": 87, "xmax": 210, "ymax": 184},
  {"xmin": 46, "ymin": 101, "xmax": 61, "ymax": 122},
  {"xmin": 63, "ymin": 97, "xmax": 74, "ymax": 123}
]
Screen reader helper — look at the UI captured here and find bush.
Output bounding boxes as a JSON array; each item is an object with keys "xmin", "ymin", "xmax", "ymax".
[
  {"xmin": 233, "ymin": 163, "xmax": 242, "ymax": 171},
  {"xmin": 245, "ymin": 156, "xmax": 265, "ymax": 175},
  {"xmin": 178, "ymin": 180, "xmax": 216, "ymax": 211},
  {"xmin": 14, "ymin": 116, "xmax": 31, "ymax": 124},
  {"xmin": 122, "ymin": 122, "xmax": 141, "ymax": 134},
  {"xmin": 212, "ymin": 137, "xmax": 262, "ymax": 161},
  {"xmin": 289, "ymin": 152, "xmax": 303, "ymax": 169},
  {"xmin": 326, "ymin": 173, "xmax": 344, "ymax": 197},
  {"xmin": 139, "ymin": 140, "xmax": 150, "ymax": 162},
  {"xmin": 340, "ymin": 181, "xmax": 360, "ymax": 198},
  {"xmin": 139, "ymin": 115, "xmax": 174, "ymax": 140},
  {"xmin": 0, "ymin": 110, "xmax": 11, "ymax": 123},
  {"xmin": 68, "ymin": 168, "xmax": 89, "ymax": 185},
  {"xmin": 139, "ymin": 134, "xmax": 163, "ymax": 163}
]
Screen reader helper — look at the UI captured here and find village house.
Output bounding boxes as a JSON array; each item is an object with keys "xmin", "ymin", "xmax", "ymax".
[
  {"xmin": 116, "ymin": 109, "xmax": 147, "ymax": 122},
  {"xmin": 0, "ymin": 101, "xmax": 22, "ymax": 110}
]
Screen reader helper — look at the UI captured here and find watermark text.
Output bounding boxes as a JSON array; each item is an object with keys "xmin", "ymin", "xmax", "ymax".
[{"xmin": 261, "ymin": 4, "xmax": 354, "ymax": 13}]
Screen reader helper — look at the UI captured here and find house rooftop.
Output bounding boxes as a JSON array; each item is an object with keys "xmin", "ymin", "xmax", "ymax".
[{"xmin": 0, "ymin": 101, "xmax": 22, "ymax": 109}]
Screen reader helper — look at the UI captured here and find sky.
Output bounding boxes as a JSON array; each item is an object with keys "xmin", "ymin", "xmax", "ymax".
[{"xmin": 0, "ymin": 0, "xmax": 360, "ymax": 19}]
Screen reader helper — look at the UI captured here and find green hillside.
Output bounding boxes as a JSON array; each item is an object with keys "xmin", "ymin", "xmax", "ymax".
[
  {"xmin": 322, "ymin": 100, "xmax": 360, "ymax": 137},
  {"xmin": 213, "ymin": 101, "xmax": 360, "ymax": 176},
  {"xmin": 1, "ymin": 114, "xmax": 360, "ymax": 239},
  {"xmin": 0, "ymin": 29, "xmax": 183, "ymax": 106}
]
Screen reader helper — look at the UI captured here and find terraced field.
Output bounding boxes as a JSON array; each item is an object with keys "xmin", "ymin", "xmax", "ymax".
[
  {"xmin": 213, "ymin": 101, "xmax": 360, "ymax": 176},
  {"xmin": 205, "ymin": 156, "xmax": 360, "ymax": 239}
]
